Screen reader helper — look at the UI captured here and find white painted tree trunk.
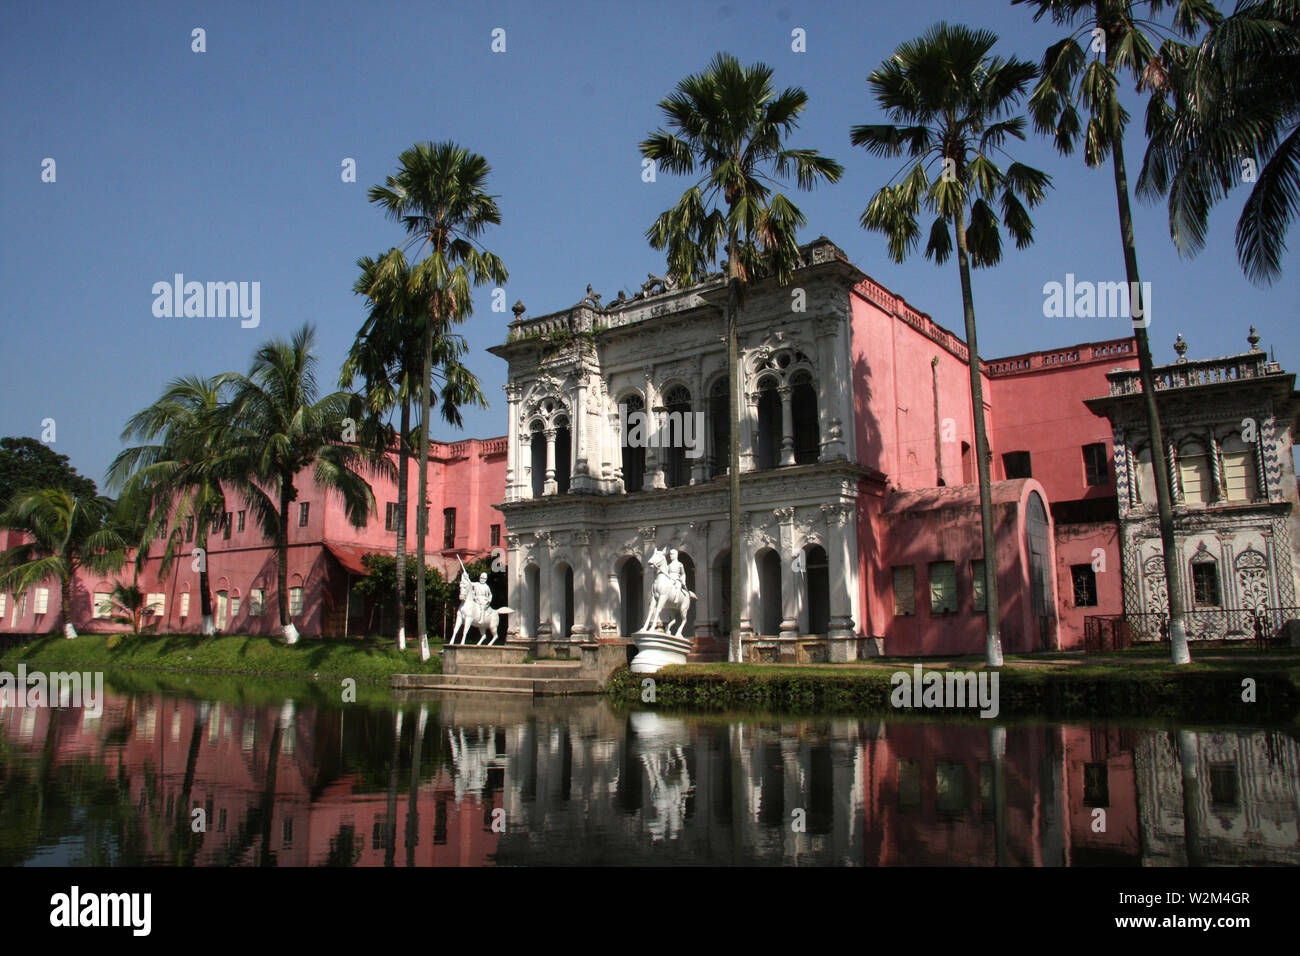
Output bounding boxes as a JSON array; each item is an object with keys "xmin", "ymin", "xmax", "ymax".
[
  {"xmin": 397, "ymin": 626, "xmax": 406, "ymax": 652},
  {"xmin": 63, "ymin": 623, "xmax": 77, "ymax": 639},
  {"xmin": 419, "ymin": 634, "xmax": 430, "ymax": 662},
  {"xmin": 282, "ymin": 623, "xmax": 299, "ymax": 644},
  {"xmin": 201, "ymin": 615, "xmax": 215, "ymax": 636}
]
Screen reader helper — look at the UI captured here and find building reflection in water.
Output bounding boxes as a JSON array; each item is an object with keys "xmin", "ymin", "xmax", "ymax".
[{"xmin": 1, "ymin": 688, "xmax": 1298, "ymax": 866}]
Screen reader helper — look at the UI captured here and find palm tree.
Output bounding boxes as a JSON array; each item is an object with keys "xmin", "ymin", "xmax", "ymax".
[
  {"xmin": 108, "ymin": 375, "xmax": 232, "ymax": 636},
  {"xmin": 640, "ymin": 52, "xmax": 843, "ymax": 663},
  {"xmin": 0, "ymin": 489, "xmax": 127, "ymax": 638},
  {"xmin": 368, "ymin": 142, "xmax": 508, "ymax": 661},
  {"xmin": 99, "ymin": 581, "xmax": 153, "ymax": 634},
  {"xmin": 223, "ymin": 323, "xmax": 389, "ymax": 644},
  {"xmin": 1139, "ymin": 0, "xmax": 1299, "ymax": 284},
  {"xmin": 341, "ymin": 250, "xmax": 486, "ymax": 651},
  {"xmin": 1014, "ymin": 0, "xmax": 1222, "ymax": 665},
  {"xmin": 853, "ymin": 22, "xmax": 1051, "ymax": 668}
]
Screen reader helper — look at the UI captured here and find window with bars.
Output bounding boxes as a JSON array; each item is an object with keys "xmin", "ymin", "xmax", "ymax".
[
  {"xmin": 929, "ymin": 561, "xmax": 957, "ymax": 614},
  {"xmin": 1191, "ymin": 560, "xmax": 1221, "ymax": 606},
  {"xmin": 289, "ymin": 587, "xmax": 303, "ymax": 616},
  {"xmin": 443, "ymin": 508, "xmax": 456, "ymax": 551},
  {"xmin": 298, "ymin": 502, "xmax": 310, "ymax": 527},
  {"xmin": 384, "ymin": 502, "xmax": 398, "ymax": 532},
  {"xmin": 490, "ymin": 524, "xmax": 501, "ymax": 547},
  {"xmin": 1071, "ymin": 564, "xmax": 1098, "ymax": 607}
]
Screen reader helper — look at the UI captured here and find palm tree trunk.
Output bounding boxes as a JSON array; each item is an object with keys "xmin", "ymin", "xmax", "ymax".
[
  {"xmin": 727, "ymin": 241, "xmax": 743, "ymax": 663},
  {"xmin": 953, "ymin": 208, "xmax": 1004, "ymax": 668},
  {"xmin": 395, "ymin": 396, "xmax": 411, "ymax": 651},
  {"xmin": 61, "ymin": 571, "xmax": 76, "ymax": 639},
  {"xmin": 1110, "ymin": 132, "xmax": 1191, "ymax": 665},
  {"xmin": 197, "ymin": 527, "xmax": 215, "ymax": 636},
  {"xmin": 278, "ymin": 479, "xmax": 297, "ymax": 644},
  {"xmin": 415, "ymin": 301, "xmax": 435, "ymax": 662}
]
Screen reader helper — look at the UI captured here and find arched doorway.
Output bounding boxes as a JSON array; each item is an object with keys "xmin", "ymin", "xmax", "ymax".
[
  {"xmin": 662, "ymin": 386, "xmax": 692, "ymax": 488},
  {"xmin": 708, "ymin": 378, "xmax": 729, "ymax": 479},
  {"xmin": 530, "ymin": 423, "xmax": 545, "ymax": 498},
  {"xmin": 556, "ymin": 563, "xmax": 574, "ymax": 639},
  {"xmin": 1026, "ymin": 492, "xmax": 1054, "ymax": 650},
  {"xmin": 621, "ymin": 394, "xmax": 646, "ymax": 493},
  {"xmin": 757, "ymin": 549, "xmax": 782, "ymax": 636},
  {"xmin": 803, "ymin": 544, "xmax": 830, "ymax": 634},
  {"xmin": 790, "ymin": 370, "xmax": 819, "ymax": 464},
  {"xmin": 524, "ymin": 564, "xmax": 541, "ymax": 640},
  {"xmin": 617, "ymin": 556, "xmax": 643, "ymax": 636},
  {"xmin": 676, "ymin": 551, "xmax": 697, "ymax": 636},
  {"xmin": 756, "ymin": 380, "xmax": 781, "ymax": 470},
  {"xmin": 712, "ymin": 550, "xmax": 731, "ymax": 638},
  {"xmin": 554, "ymin": 418, "xmax": 572, "ymax": 495}
]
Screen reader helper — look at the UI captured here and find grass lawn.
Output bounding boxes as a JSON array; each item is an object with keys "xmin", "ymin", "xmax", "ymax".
[{"xmin": 0, "ymin": 632, "xmax": 442, "ymax": 682}]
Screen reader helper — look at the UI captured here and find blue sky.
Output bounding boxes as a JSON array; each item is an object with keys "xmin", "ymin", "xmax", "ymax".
[{"xmin": 2, "ymin": 0, "xmax": 1295, "ymax": 487}]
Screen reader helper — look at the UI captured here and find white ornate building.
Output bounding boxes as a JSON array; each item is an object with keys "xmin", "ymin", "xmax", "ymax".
[{"xmin": 489, "ymin": 239, "xmax": 871, "ymax": 662}]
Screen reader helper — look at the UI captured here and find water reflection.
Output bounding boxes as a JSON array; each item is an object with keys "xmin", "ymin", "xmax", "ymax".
[{"xmin": 1, "ymin": 686, "xmax": 1297, "ymax": 866}]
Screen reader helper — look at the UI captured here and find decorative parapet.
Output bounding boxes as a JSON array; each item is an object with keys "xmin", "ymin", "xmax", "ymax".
[
  {"xmin": 1106, "ymin": 351, "xmax": 1278, "ymax": 396},
  {"xmin": 853, "ymin": 275, "xmax": 971, "ymax": 364},
  {"xmin": 986, "ymin": 337, "xmax": 1136, "ymax": 377}
]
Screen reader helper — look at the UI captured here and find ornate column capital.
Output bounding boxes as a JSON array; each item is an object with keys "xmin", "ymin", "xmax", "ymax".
[
  {"xmin": 773, "ymin": 506, "xmax": 796, "ymax": 524},
  {"xmin": 637, "ymin": 525, "xmax": 657, "ymax": 541},
  {"xmin": 820, "ymin": 502, "xmax": 852, "ymax": 527}
]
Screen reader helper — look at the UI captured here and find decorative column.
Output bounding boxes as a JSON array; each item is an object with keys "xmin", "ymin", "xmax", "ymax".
[
  {"xmin": 643, "ymin": 366, "xmax": 665, "ymax": 489},
  {"xmin": 1208, "ymin": 428, "xmax": 1225, "ymax": 502},
  {"xmin": 821, "ymin": 502, "xmax": 859, "ymax": 661},
  {"xmin": 741, "ymin": 386, "xmax": 759, "ymax": 473},
  {"xmin": 504, "ymin": 383, "xmax": 520, "ymax": 502},
  {"xmin": 814, "ymin": 316, "xmax": 847, "ymax": 460},
  {"xmin": 505, "ymin": 534, "xmax": 524, "ymax": 643},
  {"xmin": 604, "ymin": 570, "xmax": 621, "ymax": 640},
  {"xmin": 1166, "ymin": 436, "xmax": 1183, "ymax": 504},
  {"xmin": 536, "ymin": 533, "xmax": 554, "ymax": 641},
  {"xmin": 775, "ymin": 507, "xmax": 799, "ymax": 640},
  {"xmin": 738, "ymin": 513, "xmax": 755, "ymax": 652},
  {"xmin": 571, "ymin": 530, "xmax": 592, "ymax": 641},
  {"xmin": 543, "ymin": 428, "xmax": 558, "ymax": 496},
  {"xmin": 779, "ymin": 386, "xmax": 795, "ymax": 466}
]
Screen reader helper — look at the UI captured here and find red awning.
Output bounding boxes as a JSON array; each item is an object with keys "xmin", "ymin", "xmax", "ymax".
[{"xmin": 323, "ymin": 542, "xmax": 388, "ymax": 575}]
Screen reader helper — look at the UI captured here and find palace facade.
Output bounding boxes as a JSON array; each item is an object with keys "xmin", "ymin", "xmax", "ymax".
[{"xmin": 490, "ymin": 237, "xmax": 1299, "ymax": 661}]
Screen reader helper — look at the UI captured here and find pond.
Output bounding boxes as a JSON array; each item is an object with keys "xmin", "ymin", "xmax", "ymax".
[{"xmin": 2, "ymin": 675, "xmax": 1297, "ymax": 866}]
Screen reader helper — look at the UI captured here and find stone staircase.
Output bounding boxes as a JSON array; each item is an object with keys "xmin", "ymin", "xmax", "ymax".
[{"xmin": 392, "ymin": 641, "xmax": 634, "ymax": 697}]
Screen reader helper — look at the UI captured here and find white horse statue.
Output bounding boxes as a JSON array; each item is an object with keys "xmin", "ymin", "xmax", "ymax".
[
  {"xmin": 641, "ymin": 547, "xmax": 696, "ymax": 639},
  {"xmin": 449, "ymin": 572, "xmax": 512, "ymax": 645}
]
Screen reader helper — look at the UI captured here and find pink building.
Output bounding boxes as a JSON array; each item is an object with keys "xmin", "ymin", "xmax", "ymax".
[{"xmin": 0, "ymin": 438, "xmax": 506, "ymax": 639}]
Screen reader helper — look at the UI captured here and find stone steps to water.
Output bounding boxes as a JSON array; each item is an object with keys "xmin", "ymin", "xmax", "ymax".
[
  {"xmin": 393, "ymin": 672, "xmax": 602, "ymax": 696},
  {"xmin": 456, "ymin": 662, "xmax": 582, "ymax": 678}
]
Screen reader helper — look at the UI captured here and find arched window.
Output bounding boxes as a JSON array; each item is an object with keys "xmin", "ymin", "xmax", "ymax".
[
  {"xmin": 1220, "ymin": 434, "xmax": 1259, "ymax": 502},
  {"xmin": 662, "ymin": 386, "xmax": 692, "ymax": 488},
  {"xmin": 1178, "ymin": 440, "xmax": 1212, "ymax": 504},
  {"xmin": 553, "ymin": 417, "xmax": 571, "ymax": 495},
  {"xmin": 621, "ymin": 394, "xmax": 645, "ymax": 493},
  {"xmin": 756, "ymin": 379, "xmax": 781, "ymax": 470},
  {"xmin": 530, "ymin": 422, "xmax": 545, "ymax": 499},
  {"xmin": 1026, "ymin": 492, "xmax": 1053, "ymax": 648},
  {"xmin": 713, "ymin": 550, "xmax": 731, "ymax": 637},
  {"xmin": 790, "ymin": 370, "xmax": 819, "ymax": 464},
  {"xmin": 555, "ymin": 562, "xmax": 574, "ymax": 639},
  {"xmin": 708, "ymin": 378, "xmax": 730, "ymax": 479}
]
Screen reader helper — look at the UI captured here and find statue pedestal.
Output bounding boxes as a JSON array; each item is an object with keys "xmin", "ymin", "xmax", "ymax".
[{"xmin": 630, "ymin": 628, "xmax": 692, "ymax": 674}]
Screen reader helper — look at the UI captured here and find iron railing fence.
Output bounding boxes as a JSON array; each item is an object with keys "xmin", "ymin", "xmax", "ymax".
[{"xmin": 1084, "ymin": 607, "xmax": 1300, "ymax": 652}]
